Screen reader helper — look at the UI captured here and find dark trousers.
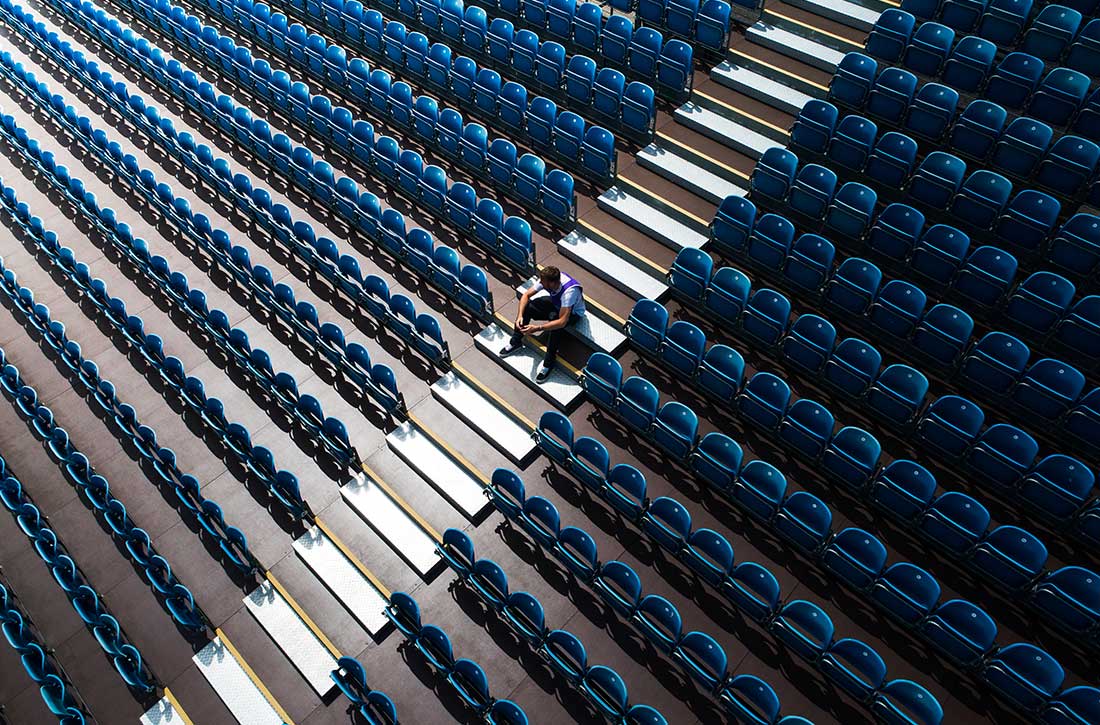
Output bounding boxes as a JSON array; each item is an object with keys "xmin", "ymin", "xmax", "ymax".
[{"xmin": 510, "ymin": 297, "xmax": 575, "ymax": 365}]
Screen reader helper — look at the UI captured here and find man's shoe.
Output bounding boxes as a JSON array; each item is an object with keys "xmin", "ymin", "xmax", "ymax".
[
  {"xmin": 535, "ymin": 363, "xmax": 553, "ymax": 382},
  {"xmin": 499, "ymin": 341, "xmax": 522, "ymax": 357}
]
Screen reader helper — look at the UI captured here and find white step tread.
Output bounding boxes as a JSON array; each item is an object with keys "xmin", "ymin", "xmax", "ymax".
[
  {"xmin": 293, "ymin": 525, "xmax": 390, "ymax": 634},
  {"xmin": 746, "ymin": 21, "xmax": 846, "ymax": 72},
  {"xmin": 557, "ymin": 230, "xmax": 668, "ymax": 300},
  {"xmin": 341, "ymin": 469, "xmax": 441, "ymax": 575},
  {"xmin": 244, "ymin": 581, "xmax": 338, "ymax": 697},
  {"xmin": 431, "ymin": 371, "xmax": 538, "ymax": 464},
  {"xmin": 386, "ymin": 421, "xmax": 490, "ymax": 517},
  {"xmin": 598, "ymin": 186, "xmax": 708, "ymax": 251},
  {"xmin": 675, "ymin": 102, "xmax": 783, "ymax": 160},
  {"xmin": 517, "ymin": 277, "xmax": 628, "ymax": 354},
  {"xmin": 474, "ymin": 323, "xmax": 584, "ymax": 409},
  {"xmin": 637, "ymin": 144, "xmax": 748, "ymax": 205},
  {"xmin": 192, "ymin": 637, "xmax": 287, "ymax": 725},
  {"xmin": 711, "ymin": 62, "xmax": 815, "ymax": 115},
  {"xmin": 786, "ymin": 0, "xmax": 881, "ymax": 31},
  {"xmin": 141, "ymin": 694, "xmax": 186, "ymax": 725}
]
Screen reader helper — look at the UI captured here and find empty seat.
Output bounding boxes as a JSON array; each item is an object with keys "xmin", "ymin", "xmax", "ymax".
[
  {"xmin": 978, "ymin": 0, "xmax": 1033, "ymax": 44},
  {"xmin": 824, "ymin": 338, "xmax": 882, "ymax": 396},
  {"xmin": 1029, "ymin": 68, "xmax": 1090, "ymax": 127},
  {"xmin": 830, "ymin": 53, "xmax": 878, "ymax": 108},
  {"xmin": 905, "ymin": 23, "xmax": 955, "ymax": 76},
  {"xmin": 987, "ymin": 52, "xmax": 1044, "ymax": 110},
  {"xmin": 870, "ymin": 460, "xmax": 938, "ymax": 523},
  {"xmin": 769, "ymin": 599, "xmax": 835, "ymax": 662},
  {"xmin": 867, "ymin": 10, "xmax": 918, "ymax": 62},
  {"xmin": 822, "ymin": 427, "xmax": 883, "ymax": 491},
  {"xmin": 868, "ymin": 68, "xmax": 919, "ymax": 124},
  {"xmin": 982, "ymin": 643, "xmax": 1064, "ymax": 711},
  {"xmin": 790, "ymin": 100, "xmax": 839, "ymax": 155},
  {"xmin": 820, "ymin": 638, "xmax": 887, "ymax": 702},
  {"xmin": 871, "ymin": 679, "xmax": 944, "ymax": 725},
  {"xmin": 1022, "ymin": 5, "xmax": 1082, "ymax": 60},
  {"xmin": 918, "ymin": 395, "xmax": 985, "ymax": 457},
  {"xmin": 943, "ymin": 36, "xmax": 997, "ymax": 93},
  {"xmin": 691, "ymin": 432, "xmax": 744, "ymax": 493},
  {"xmin": 920, "ymin": 598, "xmax": 997, "ymax": 668},
  {"xmin": 822, "ymin": 528, "xmax": 887, "ymax": 589},
  {"xmin": 1013, "ymin": 359, "xmax": 1085, "ymax": 420},
  {"xmin": 775, "ymin": 491, "xmax": 833, "ymax": 554},
  {"xmin": 871, "ymin": 562, "xmax": 942, "ymax": 625},
  {"xmin": 969, "ymin": 423, "xmax": 1039, "ymax": 489},
  {"xmin": 779, "ymin": 399, "xmax": 835, "ymax": 459},
  {"xmin": 971, "ymin": 525, "xmax": 1048, "ymax": 590}
]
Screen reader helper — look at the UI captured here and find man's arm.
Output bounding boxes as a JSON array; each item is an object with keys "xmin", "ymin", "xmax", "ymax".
[
  {"xmin": 515, "ymin": 286, "xmax": 533, "ymax": 330},
  {"xmin": 535, "ymin": 305, "xmax": 572, "ymax": 332}
]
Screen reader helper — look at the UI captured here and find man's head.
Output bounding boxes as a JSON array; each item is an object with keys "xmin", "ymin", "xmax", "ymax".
[{"xmin": 539, "ymin": 266, "xmax": 562, "ymax": 292}]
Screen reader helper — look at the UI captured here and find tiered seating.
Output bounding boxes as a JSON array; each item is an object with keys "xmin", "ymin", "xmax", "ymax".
[
  {"xmin": 577, "ymin": 356, "xmax": 1100, "ymax": 712},
  {"xmin": 831, "ymin": 51, "xmax": 1100, "ymax": 152},
  {"xmin": 0, "ymin": 455, "xmax": 156, "ymax": 691},
  {"xmin": 634, "ymin": 0, "xmax": 734, "ymax": 54},
  {"xmin": 0, "ymin": 578, "xmax": 90, "ymax": 723},
  {"xmin": 329, "ymin": 657, "xmax": 401, "ymax": 723},
  {"xmin": 104, "ymin": 0, "xmax": 615, "ymax": 192},
  {"xmin": 488, "ymin": 464, "xmax": 944, "ymax": 724},
  {"xmin": 0, "ymin": 351, "xmax": 207, "ymax": 631},
  {"xmin": 898, "ymin": 0, "xmax": 1099, "ymax": 48},
  {"xmin": 380, "ymin": 594, "xmax": 532, "ymax": 722}
]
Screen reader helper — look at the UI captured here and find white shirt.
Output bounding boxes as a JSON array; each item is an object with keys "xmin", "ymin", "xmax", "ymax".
[{"xmin": 531, "ymin": 282, "xmax": 586, "ymax": 317}]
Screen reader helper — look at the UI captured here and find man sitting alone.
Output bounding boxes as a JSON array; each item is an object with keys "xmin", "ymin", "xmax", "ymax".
[{"xmin": 499, "ymin": 266, "xmax": 586, "ymax": 382}]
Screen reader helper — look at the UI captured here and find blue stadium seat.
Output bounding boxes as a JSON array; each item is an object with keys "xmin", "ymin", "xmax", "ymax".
[
  {"xmin": 634, "ymin": 594, "xmax": 683, "ymax": 652},
  {"xmin": 870, "ymin": 460, "xmax": 938, "ymax": 524},
  {"xmin": 749, "ymin": 147, "xmax": 798, "ymax": 201},
  {"xmin": 605, "ymin": 464, "xmax": 648, "ymax": 519},
  {"xmin": 790, "ymin": 100, "xmax": 838, "ymax": 155},
  {"xmin": 682, "ymin": 528, "xmax": 734, "ymax": 585},
  {"xmin": 1004, "ymin": 271, "xmax": 1075, "ymax": 335},
  {"xmin": 788, "ymin": 164, "xmax": 837, "ymax": 220},
  {"xmin": 741, "ymin": 289, "xmax": 791, "ymax": 346},
  {"xmin": 907, "ymin": 84, "xmax": 959, "ymax": 141},
  {"xmin": 955, "ymin": 247, "xmax": 1017, "ymax": 307},
  {"xmin": 594, "ymin": 560, "xmax": 642, "ymax": 616},
  {"xmin": 783, "ymin": 234, "xmax": 834, "ymax": 292},
  {"xmin": 1013, "ymin": 359, "xmax": 1085, "ymax": 421},
  {"xmin": 822, "ymin": 427, "xmax": 882, "ymax": 491},
  {"xmin": 913, "ymin": 305, "xmax": 973, "ymax": 365},
  {"xmin": 769, "ymin": 599, "xmax": 835, "ymax": 662},
  {"xmin": 971, "ymin": 525, "xmax": 1048, "ymax": 590},
  {"xmin": 917, "ymin": 395, "xmax": 984, "ymax": 457},
  {"xmin": 867, "ymin": 67, "xmax": 919, "ymax": 125},
  {"xmin": 920, "ymin": 598, "xmax": 997, "ymax": 668},
  {"xmin": 986, "ymin": 52, "xmax": 1044, "ymax": 109},
  {"xmin": 1033, "ymin": 566, "xmax": 1100, "ymax": 635},
  {"xmin": 819, "ymin": 638, "xmax": 887, "ymax": 702},
  {"xmin": 737, "ymin": 372, "xmax": 790, "ymax": 430},
  {"xmin": 824, "ymin": 337, "xmax": 882, "ymax": 396},
  {"xmin": 710, "ymin": 195, "xmax": 756, "ymax": 255},
  {"xmin": 826, "ymin": 258, "xmax": 882, "ymax": 314},
  {"xmin": 1029, "ymin": 68, "xmax": 1090, "ymax": 126},
  {"xmin": 626, "ymin": 299, "xmax": 669, "ymax": 354},
  {"xmin": 696, "ymin": 344, "xmax": 744, "ymax": 403},
  {"xmin": 870, "ymin": 562, "xmax": 942, "ymax": 626},
  {"xmin": 725, "ymin": 562, "xmax": 780, "ymax": 623},
  {"xmin": 829, "ymin": 53, "xmax": 878, "ymax": 108},
  {"xmin": 618, "ymin": 376, "xmax": 660, "ymax": 432},
  {"xmin": 730, "ymin": 459, "xmax": 786, "ymax": 521},
  {"xmin": 905, "ymin": 22, "xmax": 955, "ymax": 76},
  {"xmin": 1020, "ymin": 454, "xmax": 1096, "ymax": 521},
  {"xmin": 870, "ymin": 280, "xmax": 927, "ymax": 338},
  {"xmin": 747, "ymin": 213, "xmax": 796, "ymax": 270},
  {"xmin": 830, "ymin": 115, "xmax": 878, "ymax": 172},
  {"xmin": 691, "ymin": 432, "xmax": 744, "ymax": 493},
  {"xmin": 652, "ymin": 402, "xmax": 698, "ymax": 460},
  {"xmin": 950, "ymin": 100, "xmax": 1007, "ymax": 160},
  {"xmin": 982, "ymin": 643, "xmax": 1064, "ymax": 711},
  {"xmin": 778, "ymin": 399, "xmax": 835, "ymax": 459},
  {"xmin": 943, "ymin": 36, "xmax": 996, "ymax": 92},
  {"xmin": 978, "ymin": 0, "xmax": 1032, "ymax": 44},
  {"xmin": 825, "ymin": 182, "xmax": 877, "ymax": 239},
  {"xmin": 871, "ymin": 679, "xmax": 944, "ymax": 725},
  {"xmin": 659, "ymin": 320, "xmax": 705, "ymax": 375},
  {"xmin": 673, "ymin": 631, "xmax": 728, "ymax": 692},
  {"xmin": 1040, "ymin": 685, "xmax": 1100, "ymax": 725},
  {"xmin": 1022, "ymin": 5, "xmax": 1082, "ymax": 60},
  {"xmin": 1037, "ymin": 136, "xmax": 1100, "ymax": 197},
  {"xmin": 867, "ymin": 10, "xmax": 917, "ymax": 62},
  {"xmin": 921, "ymin": 491, "xmax": 990, "ymax": 555},
  {"xmin": 720, "ymin": 674, "xmax": 781, "ymax": 725},
  {"xmin": 781, "ymin": 314, "xmax": 836, "ymax": 374},
  {"xmin": 642, "ymin": 497, "xmax": 691, "ymax": 553}
]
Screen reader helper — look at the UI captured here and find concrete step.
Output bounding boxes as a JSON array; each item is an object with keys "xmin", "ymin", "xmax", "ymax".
[
  {"xmin": 192, "ymin": 635, "xmax": 292, "ymax": 725},
  {"xmin": 431, "ymin": 369, "xmax": 539, "ymax": 464},
  {"xmin": 745, "ymin": 21, "xmax": 847, "ymax": 72},
  {"xmin": 474, "ymin": 323, "xmax": 584, "ymax": 410},
  {"xmin": 636, "ymin": 142, "xmax": 748, "ymax": 204},
  {"xmin": 784, "ymin": 0, "xmax": 883, "ymax": 32},
  {"xmin": 556, "ymin": 228, "xmax": 669, "ymax": 300},
  {"xmin": 292, "ymin": 523, "xmax": 391, "ymax": 635},
  {"xmin": 386, "ymin": 420, "xmax": 491, "ymax": 519},
  {"xmin": 711, "ymin": 59, "xmax": 818, "ymax": 115},
  {"xmin": 340, "ymin": 468, "xmax": 442, "ymax": 575},
  {"xmin": 675, "ymin": 101, "xmax": 785, "ymax": 161},
  {"xmin": 598, "ymin": 185, "xmax": 709, "ymax": 251}
]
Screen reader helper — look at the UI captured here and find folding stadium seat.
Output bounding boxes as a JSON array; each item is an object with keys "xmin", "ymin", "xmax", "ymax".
[
  {"xmin": 720, "ymin": 674, "xmax": 781, "ymax": 725},
  {"xmin": 866, "ymin": 204, "xmax": 925, "ymax": 265},
  {"xmin": 582, "ymin": 126, "xmax": 616, "ymax": 182},
  {"xmin": 869, "ymin": 459, "xmax": 937, "ymax": 524},
  {"xmin": 1040, "ymin": 686, "xmax": 1100, "ymax": 725},
  {"xmin": 1014, "ymin": 359, "xmax": 1085, "ymax": 421},
  {"xmin": 1005, "ymin": 271, "xmax": 1075, "ymax": 335},
  {"xmin": 1019, "ymin": 454, "xmax": 1096, "ymax": 521},
  {"xmin": 710, "ymin": 195, "xmax": 756, "ymax": 256},
  {"xmin": 940, "ymin": 0, "xmax": 988, "ymax": 32},
  {"xmin": 741, "ymin": 289, "xmax": 791, "ymax": 346},
  {"xmin": 783, "ymin": 234, "xmax": 835, "ymax": 292},
  {"xmin": 819, "ymin": 638, "xmax": 887, "ymax": 701},
  {"xmin": 556, "ymin": 527, "xmax": 599, "ymax": 581},
  {"xmin": 520, "ymin": 496, "xmax": 562, "ymax": 548},
  {"xmin": 1054, "ymin": 296, "xmax": 1100, "ymax": 362},
  {"xmin": 1000, "ymin": 190, "xmax": 1063, "ymax": 261},
  {"xmin": 1029, "ymin": 69, "xmax": 1090, "ymax": 127},
  {"xmin": 622, "ymin": 82, "xmax": 657, "ymax": 140},
  {"xmin": 781, "ymin": 314, "xmax": 836, "ymax": 374},
  {"xmin": 1033, "ymin": 566, "xmax": 1100, "ymax": 635},
  {"xmin": 790, "ymin": 100, "xmax": 838, "ymax": 155},
  {"xmin": 872, "ymin": 680, "xmax": 944, "ymax": 725},
  {"xmin": 488, "ymin": 468, "xmax": 527, "ymax": 520},
  {"xmin": 908, "ymin": 152, "xmax": 966, "ymax": 211},
  {"xmin": 870, "ymin": 280, "xmax": 928, "ymax": 338},
  {"xmin": 682, "ymin": 529, "xmax": 734, "ymax": 585},
  {"xmin": 917, "ymin": 394, "xmax": 984, "ymax": 458},
  {"xmin": 969, "ymin": 423, "xmax": 1039, "ymax": 489},
  {"xmin": 900, "ymin": 0, "xmax": 940, "ymax": 21},
  {"xmin": 788, "ymin": 164, "xmax": 837, "ymax": 221},
  {"xmin": 602, "ymin": 15, "xmax": 633, "ymax": 68},
  {"xmin": 770, "ymin": 599, "xmax": 835, "ymax": 663},
  {"xmin": 1023, "ymin": 5, "xmax": 1082, "ymax": 61},
  {"xmin": 905, "ymin": 22, "xmax": 955, "ymax": 76},
  {"xmin": 992, "ymin": 118, "xmax": 1054, "ymax": 180},
  {"xmin": 778, "ymin": 399, "xmax": 835, "ymax": 460},
  {"xmin": 691, "ymin": 432, "xmax": 744, "ymax": 493},
  {"xmin": 950, "ymin": 100, "xmax": 1007, "ymax": 160},
  {"xmin": 867, "ymin": 10, "xmax": 917, "ymax": 63},
  {"xmin": 542, "ymin": 170, "xmax": 576, "ymax": 224},
  {"xmin": 749, "ymin": 147, "xmax": 798, "ymax": 202},
  {"xmin": 826, "ymin": 258, "xmax": 882, "ymax": 315},
  {"xmin": 868, "ymin": 68, "xmax": 919, "ymax": 125},
  {"xmin": 952, "ymin": 170, "xmax": 1013, "ymax": 231},
  {"xmin": 919, "ymin": 598, "xmax": 997, "ymax": 669},
  {"xmin": 594, "ymin": 561, "xmax": 642, "ymax": 616},
  {"xmin": 826, "ymin": 183, "xmax": 877, "ymax": 240},
  {"xmin": 592, "ymin": 68, "xmax": 625, "ymax": 121},
  {"xmin": 1065, "ymin": 388, "xmax": 1100, "ymax": 450},
  {"xmin": 869, "ymin": 365, "xmax": 929, "ymax": 425},
  {"xmin": 1066, "ymin": 19, "xmax": 1100, "ymax": 76},
  {"xmin": 565, "ymin": 56, "xmax": 597, "ymax": 107},
  {"xmin": 913, "ymin": 305, "xmax": 974, "ymax": 365},
  {"xmin": 673, "ymin": 632, "xmax": 728, "ymax": 693},
  {"xmin": 907, "ymin": 84, "xmax": 959, "ymax": 141},
  {"xmin": 822, "ymin": 427, "xmax": 883, "ymax": 492},
  {"xmin": 871, "ymin": 562, "xmax": 942, "ymax": 625},
  {"xmin": 604, "ymin": 464, "xmax": 649, "ymax": 519},
  {"xmin": 669, "ymin": 248, "xmax": 714, "ymax": 301},
  {"xmin": 656, "ymin": 40, "xmax": 694, "ymax": 99},
  {"xmin": 982, "ymin": 643, "xmax": 1064, "ymax": 711},
  {"xmin": 541, "ymin": 629, "xmax": 588, "ymax": 684},
  {"xmin": 626, "ymin": 299, "xmax": 669, "ymax": 354},
  {"xmin": 955, "ymin": 247, "xmax": 1018, "ymax": 308},
  {"xmin": 652, "ymin": 402, "xmax": 698, "ymax": 460},
  {"xmin": 737, "ymin": 372, "xmax": 790, "ymax": 430},
  {"xmin": 1037, "ymin": 136, "xmax": 1100, "ymax": 197},
  {"xmin": 666, "ymin": 0, "xmax": 700, "ymax": 39},
  {"xmin": 697, "ymin": 345, "xmax": 745, "ymax": 402},
  {"xmin": 942, "ymin": 36, "xmax": 996, "ymax": 93},
  {"xmin": 438, "ymin": 528, "xmax": 477, "ymax": 579},
  {"xmin": 537, "ymin": 411, "xmax": 575, "ymax": 465},
  {"xmin": 642, "ymin": 497, "xmax": 692, "ymax": 554},
  {"xmin": 730, "ymin": 459, "xmax": 786, "ymax": 521},
  {"xmin": 610, "ymin": 375, "xmax": 657, "ymax": 435},
  {"xmin": 986, "ymin": 53, "xmax": 1044, "ymax": 110},
  {"xmin": 824, "ymin": 338, "xmax": 882, "ymax": 396},
  {"xmin": 1048, "ymin": 213, "xmax": 1100, "ymax": 276},
  {"xmin": 746, "ymin": 213, "xmax": 795, "ymax": 270},
  {"xmin": 829, "ymin": 53, "xmax": 878, "ymax": 109},
  {"xmin": 726, "ymin": 562, "xmax": 781, "ymax": 623},
  {"xmin": 829, "ymin": 115, "xmax": 878, "ymax": 172},
  {"xmin": 959, "ymin": 332, "xmax": 1028, "ymax": 396},
  {"xmin": 573, "ymin": 3, "xmax": 604, "ymax": 54}
]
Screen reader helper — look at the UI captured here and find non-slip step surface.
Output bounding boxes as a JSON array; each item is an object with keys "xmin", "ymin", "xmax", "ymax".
[
  {"xmin": 192, "ymin": 637, "xmax": 288, "ymax": 725},
  {"xmin": 141, "ymin": 693, "xmax": 187, "ymax": 725},
  {"xmin": 517, "ymin": 277, "xmax": 628, "ymax": 354},
  {"xmin": 674, "ymin": 102, "xmax": 784, "ymax": 160},
  {"xmin": 785, "ymin": 0, "xmax": 882, "ymax": 32},
  {"xmin": 712, "ymin": 61, "xmax": 817, "ymax": 115},
  {"xmin": 244, "ymin": 580, "xmax": 339, "ymax": 697},
  {"xmin": 431, "ymin": 370, "xmax": 539, "ymax": 464},
  {"xmin": 557, "ymin": 230, "xmax": 669, "ymax": 300},
  {"xmin": 292, "ymin": 526, "xmax": 391, "ymax": 634},
  {"xmin": 341, "ymin": 468, "xmax": 442, "ymax": 575},
  {"xmin": 475, "ymin": 324, "xmax": 584, "ymax": 410},
  {"xmin": 746, "ymin": 22, "xmax": 847, "ymax": 72},
  {"xmin": 636, "ymin": 143, "xmax": 748, "ymax": 205},
  {"xmin": 386, "ymin": 421, "xmax": 490, "ymax": 518},
  {"xmin": 598, "ymin": 186, "xmax": 709, "ymax": 251}
]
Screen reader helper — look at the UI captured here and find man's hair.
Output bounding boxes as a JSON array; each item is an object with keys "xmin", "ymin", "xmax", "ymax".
[{"xmin": 539, "ymin": 266, "xmax": 562, "ymax": 285}]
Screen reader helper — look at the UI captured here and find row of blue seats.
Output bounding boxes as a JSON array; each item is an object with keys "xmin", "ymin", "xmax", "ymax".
[
  {"xmin": 439, "ymin": 514, "xmax": 827, "ymax": 725},
  {"xmin": 0, "ymin": 18, "xmax": 494, "ymax": 340},
  {"xmin": 0, "ymin": 453, "xmax": 154, "ymax": 691},
  {"xmin": 120, "ymin": 0, "xmax": 618, "ymax": 194},
  {"xmin": 635, "ymin": 0, "xmax": 731, "ymax": 55},
  {"xmin": 617, "ymin": 293, "xmax": 1100, "ymax": 545},
  {"xmin": 526, "ymin": 418, "xmax": 950, "ymax": 724},
  {"xmin": 869, "ymin": 7, "xmax": 1099, "ymax": 77},
  {"xmin": 208, "ymin": 0, "xmax": 659, "ymax": 145},
  {"xmin": 328, "ymin": 657, "xmax": 400, "ymax": 724},
  {"xmin": 425, "ymin": 528, "xmax": 674, "ymax": 724},
  {"xmin": 0, "ymin": 63, "xmax": 415, "ymax": 419},
  {"xmin": 900, "ymin": 0, "xmax": 1099, "ymax": 45},
  {"xmin": 831, "ymin": 51, "xmax": 1099, "ymax": 141},
  {"xmin": 794, "ymin": 95, "xmax": 1099, "ymax": 211},
  {"xmin": 575, "ymin": 358, "xmax": 1100, "ymax": 715},
  {"xmin": 36, "ymin": 0, "xmax": 567, "ymax": 249},
  {"xmin": 0, "ymin": 351, "xmax": 207, "ymax": 631},
  {"xmin": 0, "ymin": 579, "xmax": 89, "ymax": 724},
  {"xmin": 380, "ymin": 596, "xmax": 531, "ymax": 723}
]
